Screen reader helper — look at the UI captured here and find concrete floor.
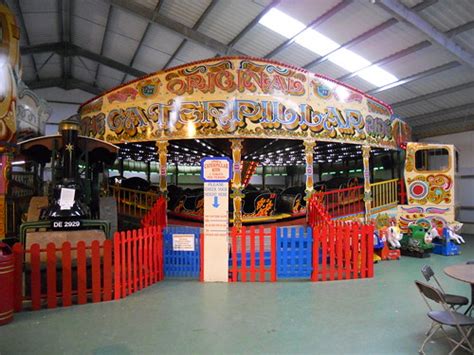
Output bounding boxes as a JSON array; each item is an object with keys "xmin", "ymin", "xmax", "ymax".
[{"xmin": 1, "ymin": 239, "xmax": 473, "ymax": 355}]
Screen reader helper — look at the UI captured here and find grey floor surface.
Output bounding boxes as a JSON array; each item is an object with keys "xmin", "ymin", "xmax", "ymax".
[{"xmin": 1, "ymin": 239, "xmax": 473, "ymax": 355}]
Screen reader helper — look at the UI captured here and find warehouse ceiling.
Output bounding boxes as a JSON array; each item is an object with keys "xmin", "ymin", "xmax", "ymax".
[{"xmin": 7, "ymin": 0, "xmax": 474, "ymax": 139}]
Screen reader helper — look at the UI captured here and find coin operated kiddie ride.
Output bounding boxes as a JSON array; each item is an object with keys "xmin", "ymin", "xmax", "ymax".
[
  {"xmin": 18, "ymin": 116, "xmax": 118, "ymax": 246},
  {"xmin": 396, "ymin": 142, "xmax": 465, "ymax": 257}
]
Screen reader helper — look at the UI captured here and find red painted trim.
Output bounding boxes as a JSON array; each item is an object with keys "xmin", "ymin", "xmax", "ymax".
[
  {"xmin": 30, "ymin": 244, "xmax": 41, "ymax": 310},
  {"xmin": 103, "ymin": 240, "xmax": 113, "ymax": 301},
  {"xmin": 62, "ymin": 242, "xmax": 72, "ymax": 307},
  {"xmin": 113, "ymin": 232, "xmax": 121, "ymax": 300},
  {"xmin": 46, "ymin": 243, "xmax": 57, "ymax": 309},
  {"xmin": 91, "ymin": 240, "xmax": 101, "ymax": 303},
  {"xmin": 270, "ymin": 227, "xmax": 277, "ymax": 282},
  {"xmin": 13, "ymin": 243, "xmax": 24, "ymax": 312},
  {"xmin": 259, "ymin": 226, "xmax": 265, "ymax": 282},
  {"xmin": 77, "ymin": 241, "xmax": 87, "ymax": 305},
  {"xmin": 250, "ymin": 227, "xmax": 256, "ymax": 282}
]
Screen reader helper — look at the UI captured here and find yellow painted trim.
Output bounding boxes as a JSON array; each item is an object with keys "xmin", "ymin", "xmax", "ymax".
[{"xmin": 369, "ymin": 178, "xmax": 399, "ymax": 187}]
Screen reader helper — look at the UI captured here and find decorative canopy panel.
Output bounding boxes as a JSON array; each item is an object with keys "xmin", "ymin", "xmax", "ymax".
[{"xmin": 79, "ymin": 57, "xmax": 411, "ymax": 149}]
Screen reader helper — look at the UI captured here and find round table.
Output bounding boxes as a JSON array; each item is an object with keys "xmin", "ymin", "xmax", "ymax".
[
  {"xmin": 444, "ymin": 264, "xmax": 474, "ymax": 314},
  {"xmin": 444, "ymin": 264, "xmax": 474, "ymax": 284}
]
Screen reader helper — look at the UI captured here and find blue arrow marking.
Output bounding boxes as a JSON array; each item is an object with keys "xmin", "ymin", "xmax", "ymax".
[{"xmin": 212, "ymin": 196, "xmax": 220, "ymax": 208}]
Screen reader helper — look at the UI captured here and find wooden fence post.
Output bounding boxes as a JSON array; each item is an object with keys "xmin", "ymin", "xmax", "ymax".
[
  {"xmin": 12, "ymin": 243, "xmax": 24, "ymax": 312},
  {"xmin": 62, "ymin": 242, "xmax": 72, "ymax": 307},
  {"xmin": 271, "ymin": 227, "xmax": 277, "ymax": 282},
  {"xmin": 113, "ymin": 232, "xmax": 121, "ymax": 300}
]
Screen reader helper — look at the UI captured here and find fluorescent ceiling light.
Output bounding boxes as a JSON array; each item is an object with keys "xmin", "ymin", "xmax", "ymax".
[
  {"xmin": 295, "ymin": 29, "xmax": 340, "ymax": 56},
  {"xmin": 259, "ymin": 8, "xmax": 305, "ymax": 38},
  {"xmin": 327, "ymin": 48, "xmax": 370, "ymax": 72},
  {"xmin": 356, "ymin": 65, "xmax": 398, "ymax": 87}
]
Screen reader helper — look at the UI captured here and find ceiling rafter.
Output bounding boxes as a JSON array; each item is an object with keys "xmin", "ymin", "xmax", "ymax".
[
  {"xmin": 264, "ymin": 0, "xmax": 352, "ymax": 59},
  {"xmin": 14, "ymin": 0, "xmax": 39, "ymax": 80},
  {"xmin": 303, "ymin": 0, "xmax": 437, "ymax": 70},
  {"xmin": 337, "ymin": 9, "xmax": 473, "ymax": 83},
  {"xmin": 367, "ymin": 61, "xmax": 460, "ymax": 94},
  {"xmin": 120, "ymin": 0, "xmax": 165, "ymax": 84},
  {"xmin": 21, "ymin": 42, "xmax": 147, "ymax": 77},
  {"xmin": 414, "ymin": 115, "xmax": 474, "ymax": 138},
  {"xmin": 58, "ymin": 0, "xmax": 73, "ymax": 81},
  {"xmin": 408, "ymin": 102, "xmax": 474, "ymax": 125},
  {"xmin": 376, "ymin": 0, "xmax": 474, "ymax": 67},
  {"xmin": 104, "ymin": 0, "xmax": 243, "ymax": 56},
  {"xmin": 162, "ymin": 0, "xmax": 219, "ymax": 70},
  {"xmin": 304, "ymin": 18, "xmax": 397, "ymax": 69},
  {"xmin": 226, "ymin": 0, "xmax": 279, "ymax": 49},
  {"xmin": 392, "ymin": 81, "xmax": 474, "ymax": 108},
  {"xmin": 26, "ymin": 77, "xmax": 103, "ymax": 95},
  {"xmin": 93, "ymin": 5, "xmax": 114, "ymax": 87}
]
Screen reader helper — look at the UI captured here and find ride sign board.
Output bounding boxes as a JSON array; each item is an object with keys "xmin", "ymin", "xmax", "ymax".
[
  {"xmin": 172, "ymin": 234, "xmax": 195, "ymax": 251},
  {"xmin": 201, "ymin": 157, "xmax": 232, "ymax": 282}
]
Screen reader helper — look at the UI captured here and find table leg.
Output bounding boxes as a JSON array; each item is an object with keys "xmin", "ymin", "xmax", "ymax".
[{"xmin": 464, "ymin": 285, "xmax": 474, "ymax": 315}]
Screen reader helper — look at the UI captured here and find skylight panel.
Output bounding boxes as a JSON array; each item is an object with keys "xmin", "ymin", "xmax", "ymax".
[
  {"xmin": 295, "ymin": 29, "xmax": 340, "ymax": 56},
  {"xmin": 260, "ymin": 8, "xmax": 399, "ymax": 88},
  {"xmin": 356, "ymin": 65, "xmax": 398, "ymax": 87},
  {"xmin": 327, "ymin": 48, "xmax": 371, "ymax": 72},
  {"xmin": 259, "ymin": 8, "xmax": 305, "ymax": 38}
]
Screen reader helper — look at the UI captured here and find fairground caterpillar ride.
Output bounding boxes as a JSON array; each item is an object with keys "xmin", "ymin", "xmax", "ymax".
[
  {"xmin": 74, "ymin": 56, "xmax": 459, "ymax": 233},
  {"xmin": 0, "ymin": 36, "xmax": 460, "ymax": 239}
]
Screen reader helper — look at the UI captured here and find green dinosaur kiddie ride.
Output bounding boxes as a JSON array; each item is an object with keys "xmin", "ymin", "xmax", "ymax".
[{"xmin": 400, "ymin": 224, "xmax": 434, "ymax": 258}]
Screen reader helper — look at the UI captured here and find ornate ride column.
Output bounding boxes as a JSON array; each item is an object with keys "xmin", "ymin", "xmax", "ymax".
[
  {"xmin": 156, "ymin": 140, "xmax": 169, "ymax": 197},
  {"xmin": 303, "ymin": 140, "xmax": 316, "ymax": 202},
  {"xmin": 362, "ymin": 145, "xmax": 372, "ymax": 223},
  {"xmin": 230, "ymin": 139, "xmax": 243, "ymax": 231}
]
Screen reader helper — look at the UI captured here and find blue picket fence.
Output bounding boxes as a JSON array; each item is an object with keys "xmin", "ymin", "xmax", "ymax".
[
  {"xmin": 276, "ymin": 227, "xmax": 313, "ymax": 278},
  {"xmin": 163, "ymin": 226, "xmax": 201, "ymax": 278}
]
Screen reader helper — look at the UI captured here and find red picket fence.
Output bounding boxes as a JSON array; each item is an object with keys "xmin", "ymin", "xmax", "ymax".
[
  {"xmin": 229, "ymin": 226, "xmax": 277, "ymax": 282},
  {"xmin": 319, "ymin": 185, "xmax": 364, "ymax": 218},
  {"xmin": 113, "ymin": 227, "xmax": 164, "ymax": 298},
  {"xmin": 141, "ymin": 196, "xmax": 167, "ymax": 228},
  {"xmin": 12, "ymin": 226, "xmax": 163, "ymax": 311},
  {"xmin": 307, "ymin": 194, "xmax": 332, "ymax": 227},
  {"xmin": 311, "ymin": 222, "xmax": 374, "ymax": 282}
]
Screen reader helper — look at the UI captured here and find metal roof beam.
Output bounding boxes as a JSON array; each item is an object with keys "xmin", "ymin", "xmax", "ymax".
[
  {"xmin": 392, "ymin": 81, "xmax": 474, "ymax": 108},
  {"xmin": 445, "ymin": 20, "xmax": 474, "ymax": 37},
  {"xmin": 303, "ymin": 18, "xmax": 397, "ymax": 69},
  {"xmin": 265, "ymin": 0, "xmax": 352, "ymax": 59},
  {"xmin": 120, "ymin": 0, "xmax": 165, "ymax": 83},
  {"xmin": 376, "ymin": 0, "xmax": 474, "ymax": 67},
  {"xmin": 338, "ymin": 41, "xmax": 432, "ymax": 82},
  {"xmin": 304, "ymin": 0, "xmax": 436, "ymax": 70},
  {"xmin": 413, "ymin": 115, "xmax": 474, "ymax": 139},
  {"xmin": 58, "ymin": 0, "xmax": 73, "ymax": 81},
  {"xmin": 94, "ymin": 5, "xmax": 114, "ymax": 87},
  {"xmin": 26, "ymin": 78, "xmax": 103, "ymax": 95},
  {"xmin": 226, "ymin": 0, "xmax": 279, "ymax": 48},
  {"xmin": 366, "ymin": 61, "xmax": 460, "ymax": 94},
  {"xmin": 21, "ymin": 42, "xmax": 65, "ymax": 55},
  {"xmin": 408, "ymin": 102, "xmax": 474, "ymax": 125},
  {"xmin": 14, "ymin": 0, "xmax": 40, "ymax": 80},
  {"xmin": 20, "ymin": 42, "xmax": 147, "ymax": 77},
  {"xmin": 105, "ymin": 0, "xmax": 243, "ymax": 56},
  {"xmin": 337, "ymin": 9, "xmax": 472, "ymax": 83},
  {"xmin": 162, "ymin": 0, "xmax": 219, "ymax": 71}
]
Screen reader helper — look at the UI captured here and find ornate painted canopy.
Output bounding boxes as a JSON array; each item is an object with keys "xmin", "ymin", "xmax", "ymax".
[{"xmin": 79, "ymin": 57, "xmax": 411, "ymax": 149}]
